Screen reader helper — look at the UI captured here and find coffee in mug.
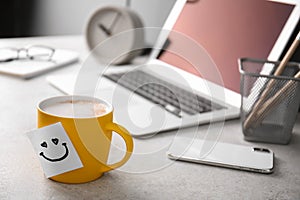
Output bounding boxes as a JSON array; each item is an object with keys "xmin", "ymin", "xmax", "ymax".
[{"xmin": 43, "ymin": 99, "xmax": 108, "ymax": 118}]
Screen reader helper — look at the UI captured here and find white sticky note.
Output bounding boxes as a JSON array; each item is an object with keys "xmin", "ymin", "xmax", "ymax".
[{"xmin": 27, "ymin": 122, "xmax": 83, "ymax": 178}]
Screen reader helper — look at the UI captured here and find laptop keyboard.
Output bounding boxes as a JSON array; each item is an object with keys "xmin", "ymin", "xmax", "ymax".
[{"xmin": 104, "ymin": 71, "xmax": 224, "ymax": 117}]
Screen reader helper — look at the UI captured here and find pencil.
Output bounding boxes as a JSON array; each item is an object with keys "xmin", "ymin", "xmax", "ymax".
[
  {"xmin": 248, "ymin": 70, "xmax": 300, "ymax": 127},
  {"xmin": 243, "ymin": 31, "xmax": 300, "ymax": 129}
]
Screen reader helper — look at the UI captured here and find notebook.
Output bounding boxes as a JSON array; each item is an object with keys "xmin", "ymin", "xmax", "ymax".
[
  {"xmin": 47, "ymin": 0, "xmax": 300, "ymax": 137},
  {"xmin": 0, "ymin": 49, "xmax": 78, "ymax": 79}
]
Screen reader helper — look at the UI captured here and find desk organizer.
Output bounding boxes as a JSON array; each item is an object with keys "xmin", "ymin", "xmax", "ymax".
[{"xmin": 239, "ymin": 58, "xmax": 300, "ymax": 144}]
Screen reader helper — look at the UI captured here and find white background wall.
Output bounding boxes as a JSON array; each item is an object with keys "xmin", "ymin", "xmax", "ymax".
[{"xmin": 31, "ymin": 0, "xmax": 176, "ymax": 45}]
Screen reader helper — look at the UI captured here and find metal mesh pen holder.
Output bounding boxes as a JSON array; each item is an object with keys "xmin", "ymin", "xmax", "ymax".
[{"xmin": 239, "ymin": 58, "xmax": 300, "ymax": 144}]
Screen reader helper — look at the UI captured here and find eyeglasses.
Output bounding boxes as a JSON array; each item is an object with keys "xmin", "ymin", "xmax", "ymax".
[{"xmin": 0, "ymin": 45, "xmax": 55, "ymax": 63}]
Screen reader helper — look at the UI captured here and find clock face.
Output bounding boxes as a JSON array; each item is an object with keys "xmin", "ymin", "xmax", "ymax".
[{"xmin": 86, "ymin": 6, "xmax": 144, "ymax": 65}]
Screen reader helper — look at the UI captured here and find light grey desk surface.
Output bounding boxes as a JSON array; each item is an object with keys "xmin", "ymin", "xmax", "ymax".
[{"xmin": 1, "ymin": 36, "xmax": 300, "ymax": 200}]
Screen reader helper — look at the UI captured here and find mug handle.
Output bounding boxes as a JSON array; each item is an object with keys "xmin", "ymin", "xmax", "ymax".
[{"xmin": 102, "ymin": 122, "xmax": 134, "ymax": 172}]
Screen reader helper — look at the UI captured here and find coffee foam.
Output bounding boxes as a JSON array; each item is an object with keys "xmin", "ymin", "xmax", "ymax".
[{"xmin": 43, "ymin": 100, "xmax": 108, "ymax": 118}]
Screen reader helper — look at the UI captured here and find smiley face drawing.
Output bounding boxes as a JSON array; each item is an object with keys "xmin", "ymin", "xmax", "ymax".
[
  {"xmin": 39, "ymin": 138, "xmax": 69, "ymax": 162},
  {"xmin": 27, "ymin": 123, "xmax": 83, "ymax": 178}
]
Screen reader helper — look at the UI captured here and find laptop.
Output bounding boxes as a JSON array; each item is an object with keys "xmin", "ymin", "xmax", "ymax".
[{"xmin": 47, "ymin": 0, "xmax": 300, "ymax": 137}]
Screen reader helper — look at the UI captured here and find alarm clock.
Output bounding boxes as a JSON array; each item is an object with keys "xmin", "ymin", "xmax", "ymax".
[{"xmin": 85, "ymin": 6, "xmax": 144, "ymax": 65}]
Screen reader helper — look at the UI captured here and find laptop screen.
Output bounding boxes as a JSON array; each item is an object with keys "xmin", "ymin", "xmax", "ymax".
[{"xmin": 158, "ymin": 0, "xmax": 296, "ymax": 93}]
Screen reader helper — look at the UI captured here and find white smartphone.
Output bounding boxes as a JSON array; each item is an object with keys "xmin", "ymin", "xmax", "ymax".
[{"xmin": 167, "ymin": 137, "xmax": 274, "ymax": 174}]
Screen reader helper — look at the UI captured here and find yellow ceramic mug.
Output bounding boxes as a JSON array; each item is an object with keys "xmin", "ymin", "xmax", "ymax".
[{"xmin": 37, "ymin": 95, "xmax": 134, "ymax": 183}]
